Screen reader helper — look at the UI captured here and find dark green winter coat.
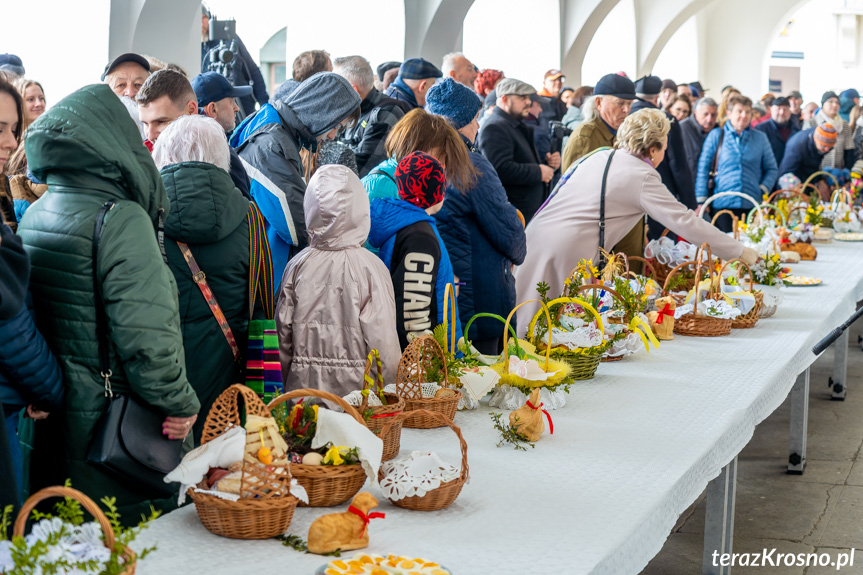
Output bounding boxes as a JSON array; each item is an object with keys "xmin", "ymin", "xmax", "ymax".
[
  {"xmin": 160, "ymin": 161, "xmax": 251, "ymax": 443},
  {"xmin": 17, "ymin": 84, "xmax": 200, "ymax": 519}
]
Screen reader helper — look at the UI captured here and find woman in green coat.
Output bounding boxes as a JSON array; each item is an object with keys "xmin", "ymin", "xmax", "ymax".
[
  {"xmin": 152, "ymin": 114, "xmax": 253, "ymax": 443},
  {"xmin": 18, "ymin": 84, "xmax": 200, "ymax": 520}
]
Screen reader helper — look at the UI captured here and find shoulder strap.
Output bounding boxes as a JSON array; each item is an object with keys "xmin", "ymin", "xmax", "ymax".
[
  {"xmin": 711, "ymin": 130, "xmax": 724, "ymax": 176},
  {"xmin": 176, "ymin": 241, "xmax": 241, "ymax": 362},
  {"xmin": 598, "ymin": 150, "xmax": 616, "ymax": 265},
  {"xmin": 369, "ymin": 168, "xmax": 396, "ymax": 185},
  {"xmin": 247, "ymin": 201, "xmax": 275, "ymax": 320},
  {"xmin": 92, "ymin": 200, "xmax": 116, "ymax": 397}
]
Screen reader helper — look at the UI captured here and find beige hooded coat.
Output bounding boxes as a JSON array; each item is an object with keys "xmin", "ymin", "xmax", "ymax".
[
  {"xmin": 276, "ymin": 164, "xmax": 401, "ymax": 396},
  {"xmin": 513, "ymin": 148, "xmax": 745, "ymax": 332}
]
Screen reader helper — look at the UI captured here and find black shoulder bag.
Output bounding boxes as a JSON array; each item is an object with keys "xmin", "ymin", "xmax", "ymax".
[
  {"xmin": 85, "ymin": 200, "xmax": 183, "ymax": 498},
  {"xmin": 598, "ymin": 150, "xmax": 616, "ymax": 266},
  {"xmin": 706, "ymin": 130, "xmax": 724, "ymax": 195}
]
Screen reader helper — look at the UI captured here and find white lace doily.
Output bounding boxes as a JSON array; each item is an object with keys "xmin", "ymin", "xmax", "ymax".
[
  {"xmin": 606, "ymin": 332, "xmax": 644, "ymax": 358},
  {"xmin": 457, "ymin": 392, "xmax": 480, "ymax": 410},
  {"xmin": 550, "ymin": 326, "xmax": 603, "ymax": 349},
  {"xmin": 488, "ymin": 384, "xmax": 567, "ymax": 410},
  {"xmin": 380, "ymin": 451, "xmax": 461, "ymax": 501},
  {"xmin": 674, "ymin": 299, "xmax": 741, "ymax": 320},
  {"xmin": 343, "ymin": 389, "xmax": 382, "ymax": 407}
]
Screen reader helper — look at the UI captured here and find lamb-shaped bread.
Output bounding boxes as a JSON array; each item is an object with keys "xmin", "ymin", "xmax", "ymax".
[
  {"xmin": 308, "ymin": 492, "xmax": 383, "ymax": 555},
  {"xmin": 509, "ymin": 388, "xmax": 546, "ymax": 442},
  {"xmin": 784, "ymin": 242, "xmax": 817, "ymax": 260},
  {"xmin": 646, "ymin": 296, "xmax": 676, "ymax": 341}
]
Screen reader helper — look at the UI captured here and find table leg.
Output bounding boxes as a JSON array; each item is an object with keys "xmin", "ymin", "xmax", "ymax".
[
  {"xmin": 703, "ymin": 457, "xmax": 738, "ymax": 575},
  {"xmin": 830, "ymin": 331, "xmax": 849, "ymax": 400},
  {"xmin": 788, "ymin": 369, "xmax": 809, "ymax": 475}
]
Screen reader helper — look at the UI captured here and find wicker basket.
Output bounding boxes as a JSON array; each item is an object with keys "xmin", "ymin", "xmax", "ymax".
[
  {"xmin": 526, "ymin": 297, "xmax": 606, "ymax": 380},
  {"xmin": 720, "ymin": 259, "xmax": 761, "ymax": 329},
  {"xmin": 378, "ymin": 409, "xmax": 468, "ymax": 511},
  {"xmin": 757, "ymin": 287, "xmax": 778, "ymax": 318},
  {"xmin": 710, "ymin": 209, "xmax": 741, "ymax": 238},
  {"xmin": 574, "ymin": 283, "xmax": 633, "ymax": 363},
  {"xmin": 191, "ymin": 384, "xmax": 297, "ymax": 539},
  {"xmin": 664, "ymin": 244, "xmax": 732, "ymax": 337},
  {"xmin": 396, "ymin": 335, "xmax": 462, "ymax": 429},
  {"xmin": 359, "ymin": 350, "xmax": 404, "ymax": 461},
  {"xmin": 267, "ymin": 389, "xmax": 368, "ymax": 507},
  {"xmin": 14, "ymin": 486, "xmax": 137, "ymax": 574}
]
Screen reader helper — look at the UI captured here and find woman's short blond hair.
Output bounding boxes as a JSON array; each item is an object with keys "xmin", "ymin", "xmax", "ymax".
[{"xmin": 614, "ymin": 108, "xmax": 670, "ymax": 158}]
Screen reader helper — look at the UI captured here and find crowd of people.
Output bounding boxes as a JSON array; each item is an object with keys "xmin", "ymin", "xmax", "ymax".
[{"xmin": 0, "ymin": 7, "xmax": 856, "ymax": 518}]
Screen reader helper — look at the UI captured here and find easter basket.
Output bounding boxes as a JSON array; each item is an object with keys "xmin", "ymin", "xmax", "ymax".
[
  {"xmin": 191, "ymin": 384, "xmax": 298, "ymax": 539},
  {"xmin": 377, "ymin": 410, "xmax": 468, "ymax": 512},
  {"xmin": 573, "ymin": 283, "xmax": 657, "ymax": 362},
  {"xmin": 396, "ymin": 335, "xmax": 462, "ymax": 429},
  {"xmin": 524, "ymin": 298, "xmax": 609, "ymax": 380},
  {"xmin": 720, "ymin": 258, "xmax": 762, "ymax": 329},
  {"xmin": 358, "ymin": 349, "xmax": 404, "ymax": 461},
  {"xmin": 664, "ymin": 244, "xmax": 733, "ymax": 337},
  {"xmin": 645, "ymin": 229, "xmax": 693, "ymax": 289},
  {"xmin": 13, "ymin": 486, "xmax": 137, "ymax": 574},
  {"xmin": 267, "ymin": 389, "xmax": 368, "ymax": 507}
]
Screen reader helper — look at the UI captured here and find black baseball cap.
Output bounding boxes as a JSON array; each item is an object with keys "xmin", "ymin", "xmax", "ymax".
[
  {"xmin": 772, "ymin": 96, "xmax": 790, "ymax": 107},
  {"xmin": 101, "ymin": 53, "xmax": 150, "ymax": 81},
  {"xmin": 192, "ymin": 72, "xmax": 252, "ymax": 106},
  {"xmin": 634, "ymin": 75, "xmax": 662, "ymax": 96},
  {"xmin": 376, "ymin": 61, "xmax": 401, "ymax": 82},
  {"xmin": 595, "ymin": 73, "xmax": 636, "ymax": 100}
]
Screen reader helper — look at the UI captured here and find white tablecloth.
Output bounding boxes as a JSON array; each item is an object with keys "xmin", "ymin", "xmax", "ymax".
[{"xmin": 136, "ymin": 240, "xmax": 863, "ymax": 575}]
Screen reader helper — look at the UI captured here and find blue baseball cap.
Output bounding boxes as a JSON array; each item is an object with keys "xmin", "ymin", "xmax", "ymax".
[
  {"xmin": 398, "ymin": 58, "xmax": 442, "ymax": 81},
  {"xmin": 191, "ymin": 72, "xmax": 252, "ymax": 107}
]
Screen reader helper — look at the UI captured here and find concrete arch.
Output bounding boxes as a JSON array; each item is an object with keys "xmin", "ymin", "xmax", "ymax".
[
  {"xmin": 560, "ymin": 0, "xmax": 620, "ymax": 87},
  {"xmin": 634, "ymin": 0, "xmax": 720, "ymax": 78},
  {"xmin": 404, "ymin": 0, "xmax": 476, "ymax": 64}
]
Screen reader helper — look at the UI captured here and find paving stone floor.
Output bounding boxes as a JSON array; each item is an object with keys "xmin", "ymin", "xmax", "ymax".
[{"xmin": 641, "ymin": 323, "xmax": 863, "ymax": 575}]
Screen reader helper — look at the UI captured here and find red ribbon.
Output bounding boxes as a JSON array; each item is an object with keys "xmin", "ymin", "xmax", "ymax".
[
  {"xmin": 348, "ymin": 505, "xmax": 385, "ymax": 537},
  {"xmin": 370, "ymin": 411, "xmax": 403, "ymax": 419},
  {"xmin": 656, "ymin": 303, "xmax": 674, "ymax": 324},
  {"xmin": 526, "ymin": 400, "xmax": 553, "ymax": 434}
]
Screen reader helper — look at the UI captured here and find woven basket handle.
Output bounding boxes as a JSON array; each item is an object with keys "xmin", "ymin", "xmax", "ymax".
[
  {"xmin": 710, "ymin": 208, "xmax": 739, "ymax": 227},
  {"xmin": 200, "ymin": 384, "xmax": 272, "ymax": 445},
  {"xmin": 767, "ymin": 188, "xmax": 810, "ymax": 205},
  {"xmin": 574, "ymin": 283, "xmax": 628, "ymax": 323},
  {"xmin": 378, "ymin": 409, "xmax": 468, "ymax": 482},
  {"xmin": 503, "ymin": 300, "xmax": 551, "ymax": 373},
  {"xmin": 525, "ymin": 297, "xmax": 605, "ymax": 359},
  {"xmin": 442, "ymin": 283, "xmax": 457, "ymax": 355},
  {"xmin": 14, "ymin": 486, "xmax": 116, "ymax": 549},
  {"xmin": 804, "ymin": 170, "xmax": 839, "ymax": 190},
  {"xmin": 360, "ymin": 350, "xmax": 385, "ymax": 411},
  {"xmin": 625, "ymin": 255, "xmax": 656, "ymax": 279},
  {"xmin": 691, "ymin": 243, "xmax": 717, "ymax": 317},
  {"xmin": 267, "ymin": 388, "xmax": 365, "ymax": 426},
  {"xmin": 463, "ymin": 313, "xmax": 518, "ymax": 350},
  {"xmin": 719, "ymin": 258, "xmax": 755, "ymax": 292},
  {"xmin": 746, "ymin": 203, "xmax": 786, "ymax": 227}
]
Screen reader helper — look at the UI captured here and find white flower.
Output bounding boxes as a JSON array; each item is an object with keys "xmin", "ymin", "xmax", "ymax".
[
  {"xmin": 0, "ymin": 540, "xmax": 14, "ymax": 571},
  {"xmin": 29, "ymin": 517, "xmax": 67, "ymax": 543}
]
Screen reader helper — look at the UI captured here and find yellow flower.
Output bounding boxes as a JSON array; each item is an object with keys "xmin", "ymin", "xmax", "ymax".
[
  {"xmin": 312, "ymin": 404, "xmax": 319, "ymax": 419},
  {"xmin": 323, "ymin": 445, "xmax": 346, "ymax": 465}
]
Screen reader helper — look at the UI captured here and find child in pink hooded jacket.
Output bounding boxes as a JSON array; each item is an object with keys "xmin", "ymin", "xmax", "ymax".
[{"xmin": 276, "ymin": 164, "xmax": 401, "ymax": 396}]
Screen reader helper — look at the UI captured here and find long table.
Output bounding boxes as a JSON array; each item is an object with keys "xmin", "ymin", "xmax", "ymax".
[{"xmin": 136, "ymin": 240, "xmax": 863, "ymax": 575}]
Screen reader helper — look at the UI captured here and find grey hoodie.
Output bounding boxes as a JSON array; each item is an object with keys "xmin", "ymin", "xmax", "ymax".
[{"xmin": 276, "ymin": 164, "xmax": 401, "ymax": 397}]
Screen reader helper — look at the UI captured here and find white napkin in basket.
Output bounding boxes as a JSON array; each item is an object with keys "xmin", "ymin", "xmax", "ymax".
[{"xmin": 312, "ymin": 408, "xmax": 383, "ymax": 484}]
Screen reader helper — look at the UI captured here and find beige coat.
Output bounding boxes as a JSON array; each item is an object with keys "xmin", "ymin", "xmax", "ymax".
[
  {"xmin": 513, "ymin": 149, "xmax": 744, "ymax": 331},
  {"xmin": 276, "ymin": 165, "xmax": 401, "ymax": 397}
]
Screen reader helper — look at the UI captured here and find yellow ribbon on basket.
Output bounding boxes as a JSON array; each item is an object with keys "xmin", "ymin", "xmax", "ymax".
[
  {"xmin": 628, "ymin": 316, "xmax": 660, "ymax": 352},
  {"xmin": 361, "ymin": 349, "xmax": 383, "ymax": 398},
  {"xmin": 527, "ymin": 297, "xmax": 605, "ymax": 356},
  {"xmin": 443, "ymin": 283, "xmax": 457, "ymax": 354}
]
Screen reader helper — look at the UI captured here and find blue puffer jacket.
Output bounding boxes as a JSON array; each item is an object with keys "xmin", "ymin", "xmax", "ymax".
[
  {"xmin": 361, "ymin": 157, "xmax": 398, "ymax": 202},
  {"xmin": 368, "ymin": 198, "xmax": 462, "ymax": 339},
  {"xmin": 435, "ymin": 141, "xmax": 526, "ymax": 341},
  {"xmin": 0, "ymin": 225, "xmax": 64, "ymax": 416},
  {"xmin": 695, "ymin": 121, "xmax": 778, "ymax": 209}
]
